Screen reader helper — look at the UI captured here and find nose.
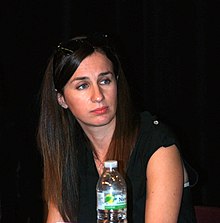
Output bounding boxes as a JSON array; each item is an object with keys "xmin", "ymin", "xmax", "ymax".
[{"xmin": 91, "ymin": 85, "xmax": 104, "ymax": 103}]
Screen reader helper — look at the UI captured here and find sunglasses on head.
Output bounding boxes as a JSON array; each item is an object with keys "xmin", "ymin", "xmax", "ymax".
[{"xmin": 56, "ymin": 33, "xmax": 111, "ymax": 55}]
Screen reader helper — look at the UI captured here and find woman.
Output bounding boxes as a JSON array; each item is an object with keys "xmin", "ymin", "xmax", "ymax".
[{"xmin": 37, "ymin": 33, "xmax": 197, "ymax": 222}]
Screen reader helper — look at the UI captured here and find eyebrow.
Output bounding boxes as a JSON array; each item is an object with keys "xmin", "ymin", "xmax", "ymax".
[{"xmin": 71, "ymin": 71, "xmax": 113, "ymax": 82}]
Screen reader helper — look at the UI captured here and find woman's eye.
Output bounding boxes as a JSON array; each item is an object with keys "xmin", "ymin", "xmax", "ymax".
[
  {"xmin": 77, "ymin": 83, "xmax": 89, "ymax": 90},
  {"xmin": 100, "ymin": 79, "xmax": 111, "ymax": 85}
]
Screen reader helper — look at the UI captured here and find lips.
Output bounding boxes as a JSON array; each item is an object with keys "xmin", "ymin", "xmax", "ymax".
[{"xmin": 91, "ymin": 106, "xmax": 108, "ymax": 114}]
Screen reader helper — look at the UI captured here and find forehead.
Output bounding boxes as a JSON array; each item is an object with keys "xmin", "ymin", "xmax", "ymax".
[{"xmin": 73, "ymin": 51, "xmax": 113, "ymax": 77}]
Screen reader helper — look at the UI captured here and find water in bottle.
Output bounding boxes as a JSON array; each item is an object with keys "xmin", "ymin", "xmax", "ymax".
[{"xmin": 96, "ymin": 160, "xmax": 127, "ymax": 223}]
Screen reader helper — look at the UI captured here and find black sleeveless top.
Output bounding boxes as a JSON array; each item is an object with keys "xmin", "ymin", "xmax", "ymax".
[{"xmin": 77, "ymin": 111, "xmax": 197, "ymax": 223}]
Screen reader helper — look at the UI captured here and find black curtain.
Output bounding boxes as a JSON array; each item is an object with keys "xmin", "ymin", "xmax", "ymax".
[{"xmin": 1, "ymin": 0, "xmax": 219, "ymax": 222}]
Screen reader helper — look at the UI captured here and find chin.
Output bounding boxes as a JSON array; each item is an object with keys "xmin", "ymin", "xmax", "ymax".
[
  {"xmin": 93, "ymin": 115, "xmax": 115, "ymax": 127},
  {"xmin": 93, "ymin": 120, "xmax": 112, "ymax": 127}
]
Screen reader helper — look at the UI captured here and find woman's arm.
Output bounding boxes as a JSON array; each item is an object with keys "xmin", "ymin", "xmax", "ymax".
[
  {"xmin": 46, "ymin": 202, "xmax": 64, "ymax": 223},
  {"xmin": 145, "ymin": 145, "xmax": 184, "ymax": 223}
]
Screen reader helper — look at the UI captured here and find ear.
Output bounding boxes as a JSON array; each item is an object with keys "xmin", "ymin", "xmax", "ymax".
[{"xmin": 57, "ymin": 93, "xmax": 68, "ymax": 109}]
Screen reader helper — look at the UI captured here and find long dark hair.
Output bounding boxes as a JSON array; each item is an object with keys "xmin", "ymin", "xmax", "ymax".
[{"xmin": 37, "ymin": 33, "xmax": 139, "ymax": 221}]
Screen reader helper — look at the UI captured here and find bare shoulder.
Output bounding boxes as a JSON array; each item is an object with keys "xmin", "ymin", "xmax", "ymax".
[
  {"xmin": 147, "ymin": 145, "xmax": 183, "ymax": 176},
  {"xmin": 145, "ymin": 145, "xmax": 184, "ymax": 222}
]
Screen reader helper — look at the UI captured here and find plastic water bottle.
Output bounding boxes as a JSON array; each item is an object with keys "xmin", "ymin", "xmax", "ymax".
[{"xmin": 96, "ymin": 160, "xmax": 127, "ymax": 223}]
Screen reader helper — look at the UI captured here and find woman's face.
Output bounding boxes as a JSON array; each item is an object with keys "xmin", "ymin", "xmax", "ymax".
[{"xmin": 58, "ymin": 51, "xmax": 117, "ymax": 129}]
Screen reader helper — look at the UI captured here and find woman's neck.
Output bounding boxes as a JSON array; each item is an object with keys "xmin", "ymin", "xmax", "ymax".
[{"xmin": 81, "ymin": 118, "xmax": 116, "ymax": 160}]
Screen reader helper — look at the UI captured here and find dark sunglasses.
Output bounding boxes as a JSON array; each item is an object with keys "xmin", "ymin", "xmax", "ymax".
[{"xmin": 56, "ymin": 33, "xmax": 112, "ymax": 55}]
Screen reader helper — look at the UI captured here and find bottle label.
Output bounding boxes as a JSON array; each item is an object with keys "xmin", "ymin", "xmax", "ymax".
[{"xmin": 97, "ymin": 191, "xmax": 126, "ymax": 210}]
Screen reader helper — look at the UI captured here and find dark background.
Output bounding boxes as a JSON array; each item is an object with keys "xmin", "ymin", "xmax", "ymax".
[{"xmin": 1, "ymin": 0, "xmax": 220, "ymax": 222}]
